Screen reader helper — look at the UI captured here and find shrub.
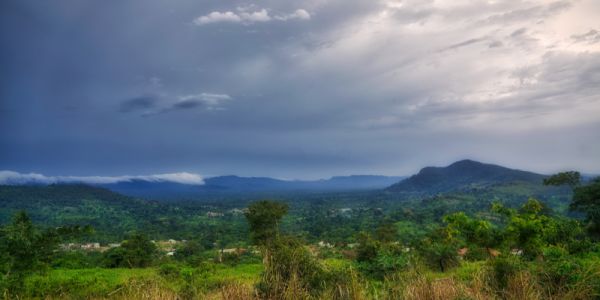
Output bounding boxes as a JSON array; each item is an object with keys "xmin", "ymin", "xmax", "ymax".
[
  {"xmin": 257, "ymin": 236, "xmax": 327, "ymax": 299},
  {"xmin": 158, "ymin": 263, "xmax": 180, "ymax": 279},
  {"xmin": 487, "ymin": 255, "xmax": 525, "ymax": 290},
  {"xmin": 358, "ymin": 245, "xmax": 409, "ymax": 279},
  {"xmin": 102, "ymin": 233, "xmax": 157, "ymax": 268}
]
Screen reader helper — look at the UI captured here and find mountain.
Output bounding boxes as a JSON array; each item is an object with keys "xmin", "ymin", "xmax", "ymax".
[
  {"xmin": 203, "ymin": 175, "xmax": 294, "ymax": 191},
  {"xmin": 386, "ymin": 160, "xmax": 546, "ymax": 195},
  {"xmin": 204, "ymin": 175, "xmax": 405, "ymax": 191},
  {"xmin": 100, "ymin": 175, "xmax": 406, "ymax": 198},
  {"xmin": 97, "ymin": 180, "xmax": 211, "ymax": 198}
]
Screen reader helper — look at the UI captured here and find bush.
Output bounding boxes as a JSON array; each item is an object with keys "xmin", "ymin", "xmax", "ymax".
[
  {"xmin": 357, "ymin": 245, "xmax": 409, "ymax": 279},
  {"xmin": 257, "ymin": 236, "xmax": 327, "ymax": 299},
  {"xmin": 487, "ymin": 255, "xmax": 525, "ymax": 289},
  {"xmin": 51, "ymin": 251, "xmax": 103, "ymax": 269},
  {"xmin": 158, "ymin": 263, "xmax": 180, "ymax": 278},
  {"xmin": 174, "ymin": 240, "xmax": 204, "ymax": 264},
  {"xmin": 102, "ymin": 233, "xmax": 157, "ymax": 268},
  {"xmin": 536, "ymin": 246, "xmax": 599, "ymax": 297}
]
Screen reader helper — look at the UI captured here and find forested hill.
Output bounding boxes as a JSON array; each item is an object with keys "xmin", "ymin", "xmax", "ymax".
[
  {"xmin": 386, "ymin": 159, "xmax": 546, "ymax": 195},
  {"xmin": 0, "ymin": 184, "xmax": 136, "ymax": 206},
  {"xmin": 0, "ymin": 184, "xmax": 164, "ymax": 241}
]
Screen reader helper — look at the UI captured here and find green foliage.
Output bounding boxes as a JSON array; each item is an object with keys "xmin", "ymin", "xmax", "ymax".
[
  {"xmin": 158, "ymin": 263, "xmax": 180, "ymax": 278},
  {"xmin": 443, "ymin": 212, "xmax": 499, "ymax": 250},
  {"xmin": 358, "ymin": 244, "xmax": 410, "ymax": 279},
  {"xmin": 494, "ymin": 199, "xmax": 554, "ymax": 259},
  {"xmin": 487, "ymin": 254, "xmax": 525, "ymax": 289},
  {"xmin": 395, "ymin": 220, "xmax": 428, "ymax": 246},
  {"xmin": 419, "ymin": 238, "xmax": 460, "ymax": 273},
  {"xmin": 0, "ymin": 211, "xmax": 90, "ymax": 294},
  {"xmin": 356, "ymin": 232, "xmax": 380, "ymax": 263},
  {"xmin": 257, "ymin": 236, "xmax": 327, "ymax": 298},
  {"xmin": 571, "ymin": 178, "xmax": 600, "ymax": 237},
  {"xmin": 21, "ymin": 268, "xmax": 157, "ymax": 299},
  {"xmin": 245, "ymin": 200, "xmax": 288, "ymax": 246},
  {"xmin": 544, "ymin": 171, "xmax": 581, "ymax": 188},
  {"xmin": 1, "ymin": 175, "xmax": 599, "ymax": 299},
  {"xmin": 375, "ymin": 221, "xmax": 397, "ymax": 243},
  {"xmin": 102, "ymin": 233, "xmax": 157, "ymax": 268},
  {"xmin": 173, "ymin": 239, "xmax": 205, "ymax": 265},
  {"xmin": 51, "ymin": 251, "xmax": 103, "ymax": 269}
]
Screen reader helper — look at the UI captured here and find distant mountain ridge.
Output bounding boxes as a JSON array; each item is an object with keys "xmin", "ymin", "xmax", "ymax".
[
  {"xmin": 2, "ymin": 159, "xmax": 567, "ymax": 199},
  {"xmin": 100, "ymin": 175, "xmax": 406, "ymax": 198},
  {"xmin": 386, "ymin": 160, "xmax": 546, "ymax": 195}
]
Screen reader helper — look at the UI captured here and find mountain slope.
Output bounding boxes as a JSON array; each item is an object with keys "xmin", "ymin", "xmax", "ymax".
[
  {"xmin": 386, "ymin": 160, "xmax": 546, "ymax": 195},
  {"xmin": 0, "ymin": 184, "xmax": 158, "ymax": 240}
]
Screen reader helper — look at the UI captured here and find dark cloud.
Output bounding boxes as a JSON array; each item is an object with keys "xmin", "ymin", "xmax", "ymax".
[
  {"xmin": 511, "ymin": 28, "xmax": 527, "ymax": 37},
  {"xmin": 488, "ymin": 41, "xmax": 503, "ymax": 48},
  {"xmin": 172, "ymin": 100, "xmax": 201, "ymax": 110},
  {"xmin": 571, "ymin": 29, "xmax": 600, "ymax": 44},
  {"xmin": 119, "ymin": 96, "xmax": 158, "ymax": 113},
  {"xmin": 1, "ymin": 0, "xmax": 599, "ymax": 178},
  {"xmin": 441, "ymin": 37, "xmax": 488, "ymax": 51}
]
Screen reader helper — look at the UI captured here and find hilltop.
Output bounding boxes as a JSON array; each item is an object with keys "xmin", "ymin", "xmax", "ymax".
[{"xmin": 386, "ymin": 159, "xmax": 546, "ymax": 195}]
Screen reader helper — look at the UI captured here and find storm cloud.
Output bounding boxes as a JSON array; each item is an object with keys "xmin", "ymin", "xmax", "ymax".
[{"xmin": 1, "ymin": 0, "xmax": 599, "ymax": 179}]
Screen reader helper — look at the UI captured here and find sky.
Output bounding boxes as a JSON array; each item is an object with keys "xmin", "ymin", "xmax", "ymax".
[{"xmin": 1, "ymin": 0, "xmax": 600, "ymax": 180}]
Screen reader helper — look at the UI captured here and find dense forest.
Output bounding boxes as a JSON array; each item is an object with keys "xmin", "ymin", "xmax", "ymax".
[{"xmin": 0, "ymin": 165, "xmax": 599, "ymax": 299}]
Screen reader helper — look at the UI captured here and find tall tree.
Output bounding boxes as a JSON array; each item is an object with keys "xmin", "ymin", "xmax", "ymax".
[
  {"xmin": 0, "ymin": 211, "xmax": 89, "ymax": 292},
  {"xmin": 571, "ymin": 178, "xmax": 600, "ymax": 237},
  {"xmin": 121, "ymin": 233, "xmax": 157, "ymax": 268},
  {"xmin": 245, "ymin": 201, "xmax": 288, "ymax": 246},
  {"xmin": 543, "ymin": 171, "xmax": 581, "ymax": 188},
  {"xmin": 545, "ymin": 171, "xmax": 600, "ymax": 237}
]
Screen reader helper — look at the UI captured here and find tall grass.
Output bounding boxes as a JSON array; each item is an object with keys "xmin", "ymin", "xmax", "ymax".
[{"xmin": 8, "ymin": 256, "xmax": 600, "ymax": 299}]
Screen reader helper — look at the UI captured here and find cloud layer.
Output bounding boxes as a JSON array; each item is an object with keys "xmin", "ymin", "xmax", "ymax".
[
  {"xmin": 1, "ymin": 0, "xmax": 599, "ymax": 179},
  {"xmin": 0, "ymin": 171, "xmax": 205, "ymax": 185}
]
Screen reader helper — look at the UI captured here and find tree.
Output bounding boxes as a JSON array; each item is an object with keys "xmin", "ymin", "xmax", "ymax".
[
  {"xmin": 545, "ymin": 171, "xmax": 600, "ymax": 238},
  {"xmin": 0, "ymin": 211, "xmax": 39, "ymax": 291},
  {"xmin": 103, "ymin": 233, "xmax": 157, "ymax": 268},
  {"xmin": 443, "ymin": 212, "xmax": 500, "ymax": 259},
  {"xmin": 0, "ymin": 211, "xmax": 90, "ymax": 293},
  {"xmin": 543, "ymin": 171, "xmax": 581, "ymax": 188},
  {"xmin": 356, "ymin": 232, "xmax": 379, "ymax": 262},
  {"xmin": 245, "ymin": 201, "xmax": 288, "ymax": 246},
  {"xmin": 493, "ymin": 199, "xmax": 552, "ymax": 259},
  {"xmin": 121, "ymin": 233, "xmax": 157, "ymax": 267},
  {"xmin": 418, "ymin": 224, "xmax": 461, "ymax": 272},
  {"xmin": 174, "ymin": 240, "xmax": 204, "ymax": 262},
  {"xmin": 375, "ymin": 222, "xmax": 397, "ymax": 243},
  {"xmin": 420, "ymin": 229, "xmax": 460, "ymax": 272},
  {"xmin": 571, "ymin": 178, "xmax": 600, "ymax": 237}
]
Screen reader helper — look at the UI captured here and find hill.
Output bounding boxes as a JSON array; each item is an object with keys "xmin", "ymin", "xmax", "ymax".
[
  {"xmin": 100, "ymin": 175, "xmax": 405, "ymax": 199},
  {"xmin": 0, "ymin": 184, "xmax": 172, "ymax": 241},
  {"xmin": 386, "ymin": 160, "xmax": 546, "ymax": 195}
]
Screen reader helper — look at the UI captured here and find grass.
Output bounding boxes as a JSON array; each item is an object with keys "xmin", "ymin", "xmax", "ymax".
[
  {"xmin": 15, "ymin": 256, "xmax": 600, "ymax": 299},
  {"xmin": 20, "ymin": 263, "xmax": 262, "ymax": 299},
  {"xmin": 23, "ymin": 268, "xmax": 156, "ymax": 298},
  {"xmin": 208, "ymin": 263, "xmax": 263, "ymax": 284}
]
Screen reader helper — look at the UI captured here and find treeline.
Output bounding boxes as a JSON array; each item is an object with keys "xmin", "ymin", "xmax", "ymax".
[{"xmin": 233, "ymin": 173, "xmax": 600, "ymax": 299}]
